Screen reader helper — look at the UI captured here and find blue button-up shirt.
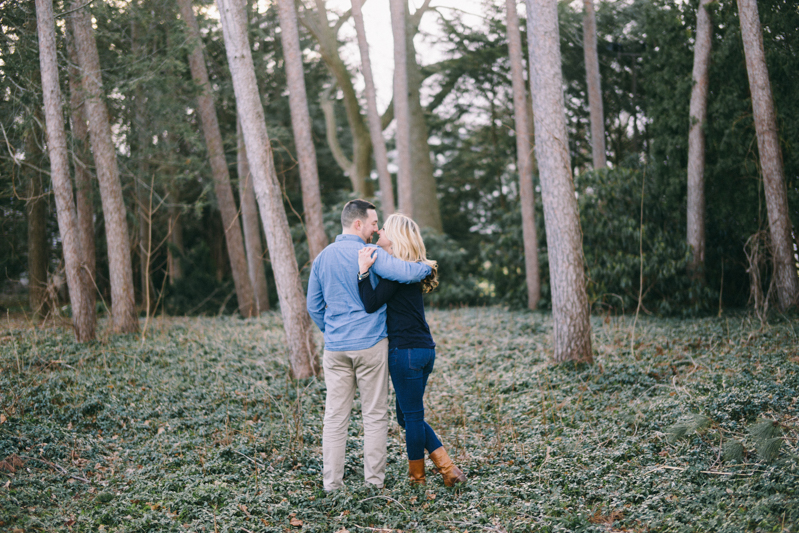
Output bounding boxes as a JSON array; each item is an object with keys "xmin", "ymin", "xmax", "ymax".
[{"xmin": 306, "ymin": 234, "xmax": 432, "ymax": 352}]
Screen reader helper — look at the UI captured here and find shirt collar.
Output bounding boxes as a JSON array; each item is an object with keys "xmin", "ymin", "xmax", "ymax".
[{"xmin": 336, "ymin": 234, "xmax": 366, "ymax": 244}]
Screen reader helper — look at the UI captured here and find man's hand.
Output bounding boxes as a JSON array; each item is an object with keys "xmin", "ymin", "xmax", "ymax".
[{"xmin": 358, "ymin": 247, "xmax": 377, "ymax": 275}]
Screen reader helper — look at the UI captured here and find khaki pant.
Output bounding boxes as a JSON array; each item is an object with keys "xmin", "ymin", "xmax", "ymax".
[{"xmin": 322, "ymin": 337, "xmax": 389, "ymax": 491}]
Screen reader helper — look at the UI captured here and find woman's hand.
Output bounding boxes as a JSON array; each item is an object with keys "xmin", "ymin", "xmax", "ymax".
[{"xmin": 358, "ymin": 247, "xmax": 378, "ymax": 274}]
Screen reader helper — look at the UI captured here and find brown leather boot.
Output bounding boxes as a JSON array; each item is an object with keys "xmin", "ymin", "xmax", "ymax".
[
  {"xmin": 429, "ymin": 447, "xmax": 466, "ymax": 487},
  {"xmin": 408, "ymin": 459, "xmax": 426, "ymax": 484}
]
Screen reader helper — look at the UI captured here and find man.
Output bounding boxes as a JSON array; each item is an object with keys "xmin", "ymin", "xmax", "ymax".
[{"xmin": 307, "ymin": 199, "xmax": 431, "ymax": 492}]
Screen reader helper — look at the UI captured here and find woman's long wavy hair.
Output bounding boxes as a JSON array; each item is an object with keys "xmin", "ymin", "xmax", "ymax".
[{"xmin": 383, "ymin": 213, "xmax": 438, "ymax": 293}]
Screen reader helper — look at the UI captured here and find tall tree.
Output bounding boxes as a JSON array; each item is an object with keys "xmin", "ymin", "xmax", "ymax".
[
  {"xmin": 299, "ymin": 0, "xmax": 443, "ymax": 231},
  {"xmin": 582, "ymin": 0, "xmax": 606, "ymax": 169},
  {"xmin": 526, "ymin": 0, "xmax": 593, "ymax": 362},
  {"xmin": 275, "ymin": 0, "xmax": 328, "ymax": 261},
  {"xmin": 24, "ymin": 115, "xmax": 49, "ymax": 319},
  {"xmin": 404, "ymin": 0, "xmax": 443, "ymax": 232},
  {"xmin": 237, "ymin": 119, "xmax": 270, "ymax": 313},
  {"xmin": 65, "ymin": 26, "xmax": 96, "ymax": 320},
  {"xmin": 177, "ymin": 0, "xmax": 256, "ymax": 318},
  {"xmin": 737, "ymin": 0, "xmax": 798, "ymax": 310},
  {"xmin": 390, "ymin": 0, "xmax": 413, "ymax": 217},
  {"xmin": 35, "ymin": 0, "xmax": 95, "ymax": 341},
  {"xmin": 131, "ymin": 15, "xmax": 155, "ymax": 312},
  {"xmin": 506, "ymin": 0, "xmax": 540, "ymax": 310},
  {"xmin": 686, "ymin": 0, "xmax": 713, "ymax": 281},
  {"xmin": 351, "ymin": 0, "xmax": 395, "ymax": 215},
  {"xmin": 70, "ymin": 0, "xmax": 138, "ymax": 334},
  {"xmin": 216, "ymin": 0, "xmax": 318, "ymax": 378}
]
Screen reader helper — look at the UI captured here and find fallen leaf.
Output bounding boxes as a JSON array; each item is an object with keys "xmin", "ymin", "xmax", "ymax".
[
  {"xmin": 0, "ymin": 414, "xmax": 6, "ymax": 424},
  {"xmin": 157, "ymin": 427, "xmax": 165, "ymax": 435},
  {"xmin": 290, "ymin": 517, "xmax": 303, "ymax": 527}
]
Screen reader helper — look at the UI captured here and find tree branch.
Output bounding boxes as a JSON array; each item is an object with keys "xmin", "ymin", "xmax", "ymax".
[
  {"xmin": 380, "ymin": 99, "xmax": 394, "ymax": 131},
  {"xmin": 410, "ymin": 0, "xmax": 434, "ymax": 29},
  {"xmin": 320, "ymin": 86, "xmax": 353, "ymax": 173}
]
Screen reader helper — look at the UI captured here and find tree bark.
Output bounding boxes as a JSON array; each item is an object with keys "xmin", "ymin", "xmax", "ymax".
[
  {"xmin": 238, "ymin": 119, "xmax": 270, "ymax": 313},
  {"xmin": 217, "ymin": 0, "xmax": 318, "ymax": 378},
  {"xmin": 390, "ymin": 0, "xmax": 413, "ymax": 218},
  {"xmin": 70, "ymin": 0, "xmax": 138, "ymax": 334},
  {"xmin": 582, "ymin": 0, "xmax": 606, "ymax": 169},
  {"xmin": 737, "ymin": 0, "xmax": 798, "ymax": 311},
  {"xmin": 351, "ymin": 0, "xmax": 395, "ymax": 215},
  {"xmin": 686, "ymin": 0, "xmax": 713, "ymax": 281},
  {"xmin": 25, "ymin": 116, "xmax": 49, "ymax": 320},
  {"xmin": 275, "ymin": 0, "xmax": 328, "ymax": 261},
  {"xmin": 36, "ymin": 0, "xmax": 95, "ymax": 341},
  {"xmin": 404, "ymin": 6, "xmax": 443, "ymax": 232},
  {"xmin": 506, "ymin": 0, "xmax": 541, "ymax": 310},
  {"xmin": 526, "ymin": 0, "xmax": 592, "ymax": 363},
  {"xmin": 177, "ymin": 0, "xmax": 256, "ymax": 318},
  {"xmin": 65, "ymin": 24, "xmax": 96, "ymax": 319}
]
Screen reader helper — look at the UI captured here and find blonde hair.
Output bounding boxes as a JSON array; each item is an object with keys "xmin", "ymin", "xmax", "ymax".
[{"xmin": 383, "ymin": 213, "xmax": 438, "ymax": 293}]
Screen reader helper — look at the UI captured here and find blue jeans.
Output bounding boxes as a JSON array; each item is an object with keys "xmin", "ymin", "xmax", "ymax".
[{"xmin": 388, "ymin": 347, "xmax": 443, "ymax": 461}]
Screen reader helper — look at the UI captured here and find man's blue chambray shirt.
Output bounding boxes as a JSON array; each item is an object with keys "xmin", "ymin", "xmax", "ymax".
[{"xmin": 306, "ymin": 234, "xmax": 432, "ymax": 352}]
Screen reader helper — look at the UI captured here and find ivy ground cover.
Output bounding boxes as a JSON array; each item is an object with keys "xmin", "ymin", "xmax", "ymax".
[{"xmin": 1, "ymin": 309, "xmax": 798, "ymax": 532}]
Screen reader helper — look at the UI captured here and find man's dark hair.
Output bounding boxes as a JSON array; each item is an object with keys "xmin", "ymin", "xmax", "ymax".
[{"xmin": 341, "ymin": 199, "xmax": 376, "ymax": 228}]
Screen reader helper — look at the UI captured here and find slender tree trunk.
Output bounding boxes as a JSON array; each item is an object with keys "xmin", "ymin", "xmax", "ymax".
[
  {"xmin": 70, "ymin": 0, "xmax": 138, "ymax": 334},
  {"xmin": 167, "ymin": 195, "xmax": 184, "ymax": 285},
  {"xmin": 506, "ymin": 0, "xmax": 541, "ymax": 310},
  {"xmin": 582, "ymin": 0, "xmax": 606, "ymax": 169},
  {"xmin": 130, "ymin": 16, "xmax": 155, "ymax": 313},
  {"xmin": 275, "ymin": 0, "xmax": 328, "ymax": 260},
  {"xmin": 177, "ymin": 0, "xmax": 255, "ymax": 318},
  {"xmin": 526, "ymin": 0, "xmax": 592, "ymax": 363},
  {"xmin": 238, "ymin": 119, "xmax": 270, "ymax": 313},
  {"xmin": 36, "ymin": 0, "xmax": 95, "ymax": 341},
  {"xmin": 351, "ymin": 0, "xmax": 395, "ymax": 215},
  {"xmin": 737, "ymin": 0, "xmax": 798, "ymax": 310},
  {"xmin": 390, "ymin": 0, "xmax": 413, "ymax": 218},
  {"xmin": 217, "ymin": 0, "xmax": 318, "ymax": 378},
  {"xmin": 686, "ymin": 0, "xmax": 713, "ymax": 281},
  {"xmin": 25, "ymin": 116, "xmax": 49, "ymax": 319},
  {"xmin": 65, "ymin": 25, "xmax": 96, "ymax": 318},
  {"xmin": 405, "ymin": 8, "xmax": 443, "ymax": 232}
]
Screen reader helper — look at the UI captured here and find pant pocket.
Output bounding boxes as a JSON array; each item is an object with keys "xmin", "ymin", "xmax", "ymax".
[{"xmin": 408, "ymin": 348, "xmax": 433, "ymax": 371}]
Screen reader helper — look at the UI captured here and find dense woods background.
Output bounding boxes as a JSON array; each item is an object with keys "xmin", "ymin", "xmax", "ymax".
[{"xmin": 1, "ymin": 0, "xmax": 798, "ymax": 321}]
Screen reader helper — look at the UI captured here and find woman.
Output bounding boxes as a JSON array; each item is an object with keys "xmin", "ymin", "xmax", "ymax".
[{"xmin": 357, "ymin": 213, "xmax": 466, "ymax": 486}]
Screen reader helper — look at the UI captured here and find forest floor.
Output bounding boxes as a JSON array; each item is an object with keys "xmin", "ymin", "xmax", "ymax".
[{"xmin": 1, "ymin": 308, "xmax": 798, "ymax": 532}]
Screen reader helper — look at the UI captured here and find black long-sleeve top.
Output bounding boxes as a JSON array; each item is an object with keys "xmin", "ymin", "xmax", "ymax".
[{"xmin": 358, "ymin": 276, "xmax": 436, "ymax": 351}]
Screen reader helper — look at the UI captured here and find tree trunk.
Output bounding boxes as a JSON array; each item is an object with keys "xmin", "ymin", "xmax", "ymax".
[
  {"xmin": 130, "ymin": 16, "xmax": 155, "ymax": 313},
  {"xmin": 390, "ymin": 0, "xmax": 413, "ymax": 218},
  {"xmin": 238, "ymin": 119, "xmax": 270, "ymax": 313},
  {"xmin": 36, "ymin": 0, "xmax": 95, "ymax": 341},
  {"xmin": 526, "ymin": 0, "xmax": 593, "ymax": 363},
  {"xmin": 582, "ymin": 0, "xmax": 606, "ymax": 169},
  {"xmin": 177, "ymin": 0, "xmax": 256, "ymax": 318},
  {"xmin": 24, "ymin": 116, "xmax": 49, "ymax": 320},
  {"xmin": 737, "ymin": 0, "xmax": 798, "ymax": 311},
  {"xmin": 167, "ymin": 197, "xmax": 184, "ymax": 285},
  {"xmin": 65, "ymin": 24, "xmax": 96, "ymax": 319},
  {"xmin": 70, "ymin": 0, "xmax": 138, "ymax": 334},
  {"xmin": 275, "ymin": 0, "xmax": 328, "ymax": 260},
  {"xmin": 351, "ymin": 0, "xmax": 395, "ymax": 215},
  {"xmin": 405, "ymin": 6, "xmax": 443, "ymax": 232},
  {"xmin": 506, "ymin": 0, "xmax": 541, "ymax": 310},
  {"xmin": 217, "ymin": 0, "xmax": 318, "ymax": 378},
  {"xmin": 686, "ymin": 0, "xmax": 713, "ymax": 281}
]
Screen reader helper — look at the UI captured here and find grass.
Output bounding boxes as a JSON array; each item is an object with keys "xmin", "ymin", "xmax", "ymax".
[{"xmin": 1, "ymin": 308, "xmax": 798, "ymax": 532}]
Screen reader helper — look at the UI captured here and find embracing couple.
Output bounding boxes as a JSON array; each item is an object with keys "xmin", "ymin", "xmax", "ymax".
[{"xmin": 307, "ymin": 199, "xmax": 466, "ymax": 492}]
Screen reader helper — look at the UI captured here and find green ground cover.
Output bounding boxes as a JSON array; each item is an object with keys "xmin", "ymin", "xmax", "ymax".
[{"xmin": 1, "ymin": 309, "xmax": 798, "ymax": 532}]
